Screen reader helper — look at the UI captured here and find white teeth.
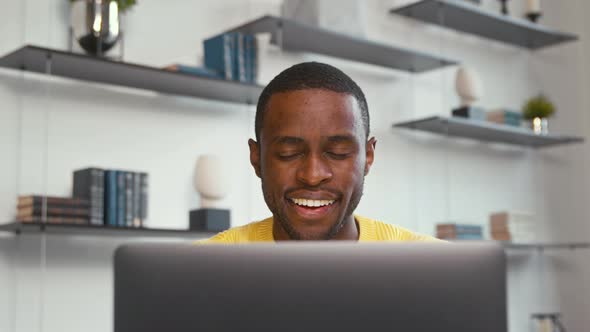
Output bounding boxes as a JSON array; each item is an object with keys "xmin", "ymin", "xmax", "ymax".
[{"xmin": 291, "ymin": 198, "xmax": 335, "ymax": 207}]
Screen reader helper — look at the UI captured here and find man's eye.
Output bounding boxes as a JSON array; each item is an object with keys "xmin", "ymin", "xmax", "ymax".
[
  {"xmin": 326, "ymin": 152, "xmax": 350, "ymax": 160},
  {"xmin": 277, "ymin": 152, "xmax": 301, "ymax": 160}
]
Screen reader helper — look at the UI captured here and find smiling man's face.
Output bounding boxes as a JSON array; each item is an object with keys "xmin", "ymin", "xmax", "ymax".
[{"xmin": 249, "ymin": 88, "xmax": 376, "ymax": 240}]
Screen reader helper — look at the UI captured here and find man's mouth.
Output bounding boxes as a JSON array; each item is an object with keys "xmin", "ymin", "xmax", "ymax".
[
  {"xmin": 290, "ymin": 198, "xmax": 336, "ymax": 208},
  {"xmin": 286, "ymin": 197, "xmax": 337, "ymax": 219}
]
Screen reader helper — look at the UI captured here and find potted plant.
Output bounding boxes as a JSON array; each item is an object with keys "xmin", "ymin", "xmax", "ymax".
[
  {"xmin": 69, "ymin": 0, "xmax": 137, "ymax": 56},
  {"xmin": 522, "ymin": 94, "xmax": 555, "ymax": 135}
]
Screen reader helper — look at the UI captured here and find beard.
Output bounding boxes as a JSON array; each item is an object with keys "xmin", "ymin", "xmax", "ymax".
[{"xmin": 261, "ymin": 178, "xmax": 364, "ymax": 241}]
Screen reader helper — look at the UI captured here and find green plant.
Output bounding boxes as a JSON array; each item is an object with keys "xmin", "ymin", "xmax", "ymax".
[
  {"xmin": 522, "ymin": 94, "xmax": 556, "ymax": 119},
  {"xmin": 69, "ymin": 0, "xmax": 137, "ymax": 13}
]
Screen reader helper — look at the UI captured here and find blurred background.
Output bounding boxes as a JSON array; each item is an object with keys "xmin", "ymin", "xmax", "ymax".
[{"xmin": 0, "ymin": 0, "xmax": 589, "ymax": 331}]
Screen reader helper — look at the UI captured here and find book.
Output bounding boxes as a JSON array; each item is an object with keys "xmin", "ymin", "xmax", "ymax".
[
  {"xmin": 233, "ymin": 32, "xmax": 247, "ymax": 82},
  {"xmin": 104, "ymin": 170, "xmax": 118, "ymax": 227},
  {"xmin": 244, "ymin": 33, "xmax": 258, "ymax": 83},
  {"xmin": 486, "ymin": 109, "xmax": 522, "ymax": 127},
  {"xmin": 436, "ymin": 223, "xmax": 483, "ymax": 234},
  {"xmin": 117, "ymin": 171, "xmax": 126, "ymax": 227},
  {"xmin": 125, "ymin": 172, "xmax": 134, "ymax": 227},
  {"xmin": 139, "ymin": 173, "xmax": 148, "ymax": 226},
  {"xmin": 73, "ymin": 168, "xmax": 105, "ymax": 225},
  {"xmin": 18, "ymin": 195, "xmax": 89, "ymax": 208},
  {"xmin": 132, "ymin": 172, "xmax": 141, "ymax": 228},
  {"xmin": 250, "ymin": 34, "xmax": 258, "ymax": 83},
  {"xmin": 18, "ymin": 216, "xmax": 89, "ymax": 224},
  {"xmin": 17, "ymin": 205, "xmax": 90, "ymax": 218},
  {"xmin": 204, "ymin": 33, "xmax": 234, "ymax": 81}
]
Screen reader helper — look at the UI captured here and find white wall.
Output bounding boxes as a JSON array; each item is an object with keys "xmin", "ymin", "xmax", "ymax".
[
  {"xmin": 535, "ymin": 1, "xmax": 590, "ymax": 331},
  {"xmin": 0, "ymin": 0, "xmax": 588, "ymax": 331}
]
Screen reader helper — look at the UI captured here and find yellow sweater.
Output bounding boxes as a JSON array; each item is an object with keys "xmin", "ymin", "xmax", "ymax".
[{"xmin": 204, "ymin": 215, "xmax": 440, "ymax": 243}]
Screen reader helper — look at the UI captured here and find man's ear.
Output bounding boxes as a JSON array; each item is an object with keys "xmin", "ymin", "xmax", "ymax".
[
  {"xmin": 364, "ymin": 137, "xmax": 376, "ymax": 176},
  {"xmin": 248, "ymin": 139, "xmax": 262, "ymax": 178}
]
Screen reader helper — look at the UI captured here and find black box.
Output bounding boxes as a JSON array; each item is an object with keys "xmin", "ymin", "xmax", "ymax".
[
  {"xmin": 189, "ymin": 208, "xmax": 230, "ymax": 232},
  {"xmin": 452, "ymin": 106, "xmax": 486, "ymax": 120}
]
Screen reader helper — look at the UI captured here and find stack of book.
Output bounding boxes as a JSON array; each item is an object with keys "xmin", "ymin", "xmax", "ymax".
[
  {"xmin": 436, "ymin": 223, "xmax": 483, "ymax": 240},
  {"xmin": 486, "ymin": 109, "xmax": 522, "ymax": 127},
  {"xmin": 73, "ymin": 167, "xmax": 148, "ymax": 228},
  {"xmin": 16, "ymin": 195, "xmax": 89, "ymax": 224},
  {"xmin": 490, "ymin": 211, "xmax": 535, "ymax": 242},
  {"xmin": 203, "ymin": 32, "xmax": 258, "ymax": 83}
]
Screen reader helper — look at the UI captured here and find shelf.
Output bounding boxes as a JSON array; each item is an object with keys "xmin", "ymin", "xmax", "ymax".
[
  {"xmin": 503, "ymin": 242, "xmax": 590, "ymax": 251},
  {"xmin": 0, "ymin": 45, "xmax": 263, "ymax": 105},
  {"xmin": 223, "ymin": 15, "xmax": 458, "ymax": 73},
  {"xmin": 0, "ymin": 222, "xmax": 214, "ymax": 239},
  {"xmin": 393, "ymin": 116, "xmax": 584, "ymax": 148},
  {"xmin": 391, "ymin": 0, "xmax": 578, "ymax": 50}
]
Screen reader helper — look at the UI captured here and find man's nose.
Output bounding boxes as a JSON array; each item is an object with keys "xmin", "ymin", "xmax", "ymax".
[{"xmin": 296, "ymin": 153, "xmax": 333, "ymax": 187}]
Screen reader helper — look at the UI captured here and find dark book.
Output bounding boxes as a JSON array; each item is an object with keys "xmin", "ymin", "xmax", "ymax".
[
  {"xmin": 18, "ymin": 195, "xmax": 89, "ymax": 208},
  {"xmin": 17, "ymin": 205, "xmax": 90, "ymax": 218},
  {"xmin": 18, "ymin": 216, "xmax": 89, "ymax": 224},
  {"xmin": 17, "ymin": 201, "xmax": 90, "ymax": 211},
  {"xmin": 139, "ymin": 173, "xmax": 148, "ymax": 226},
  {"xmin": 73, "ymin": 167, "xmax": 105, "ymax": 225},
  {"xmin": 125, "ymin": 172, "xmax": 133, "ymax": 227},
  {"xmin": 104, "ymin": 170, "xmax": 118, "ymax": 227},
  {"xmin": 132, "ymin": 172, "xmax": 141, "ymax": 228},
  {"xmin": 117, "ymin": 171, "xmax": 126, "ymax": 227}
]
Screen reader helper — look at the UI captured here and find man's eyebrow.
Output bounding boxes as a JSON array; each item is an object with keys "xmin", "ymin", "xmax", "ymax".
[
  {"xmin": 271, "ymin": 136, "xmax": 305, "ymax": 145},
  {"xmin": 326, "ymin": 135, "xmax": 357, "ymax": 143}
]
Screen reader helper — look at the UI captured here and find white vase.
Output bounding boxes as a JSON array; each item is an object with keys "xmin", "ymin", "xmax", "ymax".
[
  {"xmin": 193, "ymin": 155, "xmax": 230, "ymax": 208},
  {"xmin": 455, "ymin": 66, "xmax": 483, "ymax": 107}
]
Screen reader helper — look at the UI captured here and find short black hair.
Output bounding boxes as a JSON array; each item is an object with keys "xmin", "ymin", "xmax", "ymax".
[{"xmin": 255, "ymin": 62, "xmax": 369, "ymax": 142}]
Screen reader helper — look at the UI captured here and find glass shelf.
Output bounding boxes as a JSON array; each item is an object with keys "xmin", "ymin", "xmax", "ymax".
[
  {"xmin": 391, "ymin": 0, "xmax": 578, "ymax": 50},
  {"xmin": 0, "ymin": 222, "xmax": 214, "ymax": 239},
  {"xmin": 223, "ymin": 15, "xmax": 458, "ymax": 73},
  {"xmin": 0, "ymin": 45, "xmax": 263, "ymax": 105},
  {"xmin": 393, "ymin": 116, "xmax": 584, "ymax": 148}
]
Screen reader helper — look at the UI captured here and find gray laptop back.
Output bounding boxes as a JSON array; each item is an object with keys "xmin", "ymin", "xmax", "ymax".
[{"xmin": 114, "ymin": 242, "xmax": 506, "ymax": 332}]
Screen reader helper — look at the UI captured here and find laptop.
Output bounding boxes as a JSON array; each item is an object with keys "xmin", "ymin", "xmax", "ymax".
[{"xmin": 114, "ymin": 242, "xmax": 506, "ymax": 332}]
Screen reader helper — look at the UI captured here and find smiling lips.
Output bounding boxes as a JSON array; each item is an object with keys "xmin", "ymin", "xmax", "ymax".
[
  {"xmin": 287, "ymin": 197, "xmax": 336, "ymax": 219},
  {"xmin": 290, "ymin": 198, "xmax": 335, "ymax": 207}
]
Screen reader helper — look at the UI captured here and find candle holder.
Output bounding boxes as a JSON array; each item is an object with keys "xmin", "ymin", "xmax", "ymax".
[
  {"xmin": 526, "ymin": 11, "xmax": 542, "ymax": 23},
  {"xmin": 498, "ymin": 0, "xmax": 509, "ymax": 15}
]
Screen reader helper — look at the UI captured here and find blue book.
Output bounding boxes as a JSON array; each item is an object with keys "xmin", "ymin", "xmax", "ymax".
[
  {"xmin": 232, "ymin": 32, "xmax": 246, "ymax": 82},
  {"xmin": 244, "ymin": 34, "xmax": 256, "ymax": 83},
  {"xmin": 104, "ymin": 170, "xmax": 118, "ymax": 226},
  {"xmin": 204, "ymin": 33, "xmax": 234, "ymax": 80},
  {"xmin": 454, "ymin": 233, "xmax": 484, "ymax": 240},
  {"xmin": 251, "ymin": 34, "xmax": 258, "ymax": 83},
  {"xmin": 454, "ymin": 224, "xmax": 483, "ymax": 233}
]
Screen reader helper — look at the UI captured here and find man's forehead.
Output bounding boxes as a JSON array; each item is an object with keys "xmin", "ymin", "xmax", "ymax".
[
  {"xmin": 269, "ymin": 134, "xmax": 358, "ymax": 145},
  {"xmin": 264, "ymin": 90, "xmax": 362, "ymax": 125}
]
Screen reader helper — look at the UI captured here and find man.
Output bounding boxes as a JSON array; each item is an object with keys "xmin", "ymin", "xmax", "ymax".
[{"xmin": 207, "ymin": 62, "xmax": 437, "ymax": 242}]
